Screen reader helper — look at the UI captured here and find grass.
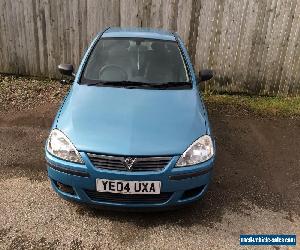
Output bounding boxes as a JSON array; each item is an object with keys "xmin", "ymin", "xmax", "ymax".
[{"xmin": 203, "ymin": 94, "xmax": 300, "ymax": 117}]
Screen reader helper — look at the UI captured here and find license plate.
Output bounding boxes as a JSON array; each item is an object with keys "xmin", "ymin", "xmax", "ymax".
[{"xmin": 96, "ymin": 179, "xmax": 161, "ymax": 194}]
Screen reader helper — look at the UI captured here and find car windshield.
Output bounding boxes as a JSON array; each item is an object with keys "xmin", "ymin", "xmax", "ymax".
[{"xmin": 81, "ymin": 38, "xmax": 191, "ymax": 88}]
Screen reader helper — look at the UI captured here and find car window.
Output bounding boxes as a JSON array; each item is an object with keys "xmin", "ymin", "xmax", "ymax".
[{"xmin": 81, "ymin": 38, "xmax": 190, "ymax": 87}]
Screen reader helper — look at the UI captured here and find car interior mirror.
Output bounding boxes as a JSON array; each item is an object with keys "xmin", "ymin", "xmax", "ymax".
[
  {"xmin": 199, "ymin": 69, "xmax": 214, "ymax": 82},
  {"xmin": 58, "ymin": 64, "xmax": 75, "ymax": 84}
]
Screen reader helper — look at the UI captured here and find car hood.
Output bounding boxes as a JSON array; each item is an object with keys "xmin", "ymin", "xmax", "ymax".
[{"xmin": 56, "ymin": 84, "xmax": 208, "ymax": 156}]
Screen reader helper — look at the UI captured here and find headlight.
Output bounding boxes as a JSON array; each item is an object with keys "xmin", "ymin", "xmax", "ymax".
[
  {"xmin": 46, "ymin": 129, "xmax": 83, "ymax": 164},
  {"xmin": 176, "ymin": 135, "xmax": 214, "ymax": 167}
]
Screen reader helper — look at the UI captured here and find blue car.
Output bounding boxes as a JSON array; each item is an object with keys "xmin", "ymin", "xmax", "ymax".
[{"xmin": 45, "ymin": 27, "xmax": 215, "ymax": 210}]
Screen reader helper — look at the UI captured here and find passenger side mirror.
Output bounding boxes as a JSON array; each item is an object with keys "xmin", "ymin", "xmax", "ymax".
[
  {"xmin": 199, "ymin": 69, "xmax": 213, "ymax": 82},
  {"xmin": 58, "ymin": 64, "xmax": 75, "ymax": 85}
]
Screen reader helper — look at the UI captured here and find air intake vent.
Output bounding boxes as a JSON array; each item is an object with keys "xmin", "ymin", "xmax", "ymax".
[{"xmin": 85, "ymin": 190, "xmax": 172, "ymax": 204}]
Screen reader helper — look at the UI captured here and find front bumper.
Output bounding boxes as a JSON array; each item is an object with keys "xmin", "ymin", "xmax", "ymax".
[{"xmin": 46, "ymin": 151, "xmax": 214, "ymax": 209}]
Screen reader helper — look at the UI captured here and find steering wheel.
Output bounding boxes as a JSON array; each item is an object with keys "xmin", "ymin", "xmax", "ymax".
[{"xmin": 98, "ymin": 64, "xmax": 128, "ymax": 81}]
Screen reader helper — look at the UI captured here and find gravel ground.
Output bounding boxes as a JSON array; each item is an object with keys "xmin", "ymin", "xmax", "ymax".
[
  {"xmin": 0, "ymin": 74, "xmax": 68, "ymax": 112},
  {"xmin": 0, "ymin": 75, "xmax": 299, "ymax": 249}
]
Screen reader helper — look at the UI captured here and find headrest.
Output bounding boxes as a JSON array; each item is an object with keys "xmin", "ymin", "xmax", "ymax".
[
  {"xmin": 116, "ymin": 40, "xmax": 130, "ymax": 50},
  {"xmin": 151, "ymin": 42, "xmax": 165, "ymax": 51}
]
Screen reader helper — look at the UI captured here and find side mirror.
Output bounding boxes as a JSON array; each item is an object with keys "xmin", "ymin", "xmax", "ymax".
[
  {"xmin": 199, "ymin": 69, "xmax": 213, "ymax": 82},
  {"xmin": 58, "ymin": 64, "xmax": 74, "ymax": 76}
]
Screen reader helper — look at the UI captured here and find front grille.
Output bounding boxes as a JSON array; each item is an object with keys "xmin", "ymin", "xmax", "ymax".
[
  {"xmin": 85, "ymin": 190, "xmax": 172, "ymax": 204},
  {"xmin": 87, "ymin": 153, "xmax": 172, "ymax": 172}
]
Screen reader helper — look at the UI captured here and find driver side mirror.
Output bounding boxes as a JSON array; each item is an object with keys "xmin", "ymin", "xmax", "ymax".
[
  {"xmin": 199, "ymin": 69, "xmax": 214, "ymax": 82},
  {"xmin": 58, "ymin": 64, "xmax": 75, "ymax": 84}
]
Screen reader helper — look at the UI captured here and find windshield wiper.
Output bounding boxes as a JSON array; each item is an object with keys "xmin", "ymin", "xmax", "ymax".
[
  {"xmin": 146, "ymin": 82, "xmax": 192, "ymax": 89},
  {"xmin": 86, "ymin": 80, "xmax": 142, "ymax": 87},
  {"xmin": 85, "ymin": 80, "xmax": 192, "ymax": 89}
]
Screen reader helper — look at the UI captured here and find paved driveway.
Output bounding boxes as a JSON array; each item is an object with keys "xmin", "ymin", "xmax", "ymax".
[{"xmin": 0, "ymin": 102, "xmax": 299, "ymax": 249}]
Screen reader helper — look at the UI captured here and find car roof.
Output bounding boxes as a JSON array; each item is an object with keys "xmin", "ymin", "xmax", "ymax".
[{"xmin": 102, "ymin": 27, "xmax": 176, "ymax": 41}]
